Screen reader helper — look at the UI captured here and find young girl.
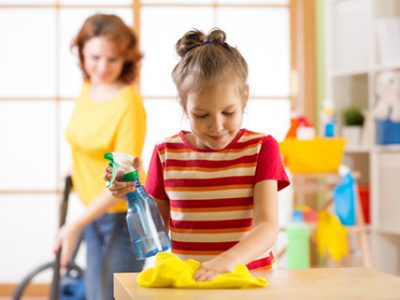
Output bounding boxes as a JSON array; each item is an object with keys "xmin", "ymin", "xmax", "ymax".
[
  {"xmin": 55, "ymin": 14, "xmax": 145, "ymax": 300},
  {"xmin": 106, "ymin": 28, "xmax": 289, "ymax": 282}
]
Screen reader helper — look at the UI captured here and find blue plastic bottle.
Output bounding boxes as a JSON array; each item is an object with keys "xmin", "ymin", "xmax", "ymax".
[
  {"xmin": 104, "ymin": 152, "xmax": 171, "ymax": 259},
  {"xmin": 333, "ymin": 172, "xmax": 356, "ymax": 226}
]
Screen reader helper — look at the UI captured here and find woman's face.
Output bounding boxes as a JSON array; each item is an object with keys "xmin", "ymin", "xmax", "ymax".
[{"xmin": 82, "ymin": 36, "xmax": 125, "ymax": 85}]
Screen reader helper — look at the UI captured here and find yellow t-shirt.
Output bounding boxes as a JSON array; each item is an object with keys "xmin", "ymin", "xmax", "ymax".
[{"xmin": 66, "ymin": 82, "xmax": 146, "ymax": 213}]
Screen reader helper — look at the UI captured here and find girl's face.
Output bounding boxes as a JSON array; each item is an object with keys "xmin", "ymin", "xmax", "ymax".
[
  {"xmin": 186, "ymin": 78, "xmax": 248, "ymax": 150},
  {"xmin": 82, "ymin": 36, "xmax": 125, "ymax": 85}
]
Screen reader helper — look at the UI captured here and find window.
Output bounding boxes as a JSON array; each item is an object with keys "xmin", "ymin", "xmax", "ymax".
[
  {"xmin": 0, "ymin": 0, "xmax": 291, "ymax": 281},
  {"xmin": 0, "ymin": 0, "xmax": 291, "ymax": 191}
]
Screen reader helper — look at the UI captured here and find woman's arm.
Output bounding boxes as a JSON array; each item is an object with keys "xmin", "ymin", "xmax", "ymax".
[
  {"xmin": 54, "ymin": 189, "xmax": 121, "ymax": 267},
  {"xmin": 55, "ymin": 161, "xmax": 139, "ymax": 267},
  {"xmin": 194, "ymin": 179, "xmax": 279, "ymax": 281}
]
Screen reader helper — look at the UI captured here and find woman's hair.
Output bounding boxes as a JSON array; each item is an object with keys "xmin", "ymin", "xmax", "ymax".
[
  {"xmin": 172, "ymin": 28, "xmax": 248, "ymax": 109},
  {"xmin": 72, "ymin": 14, "xmax": 142, "ymax": 84}
]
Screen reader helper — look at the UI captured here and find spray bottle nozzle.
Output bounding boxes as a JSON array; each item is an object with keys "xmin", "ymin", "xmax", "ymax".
[{"xmin": 104, "ymin": 152, "xmax": 138, "ymax": 187}]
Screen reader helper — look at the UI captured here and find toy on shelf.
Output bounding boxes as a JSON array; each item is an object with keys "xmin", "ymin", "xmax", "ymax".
[
  {"xmin": 374, "ymin": 70, "xmax": 400, "ymax": 144},
  {"xmin": 321, "ymin": 98, "xmax": 337, "ymax": 138}
]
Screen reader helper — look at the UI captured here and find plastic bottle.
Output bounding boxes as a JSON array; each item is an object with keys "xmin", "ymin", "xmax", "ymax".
[
  {"xmin": 104, "ymin": 152, "xmax": 171, "ymax": 259},
  {"xmin": 333, "ymin": 168, "xmax": 356, "ymax": 226},
  {"xmin": 286, "ymin": 210, "xmax": 310, "ymax": 269},
  {"xmin": 322, "ymin": 99, "xmax": 336, "ymax": 137}
]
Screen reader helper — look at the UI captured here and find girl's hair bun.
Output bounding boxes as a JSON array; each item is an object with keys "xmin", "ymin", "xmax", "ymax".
[
  {"xmin": 206, "ymin": 28, "xmax": 227, "ymax": 46},
  {"xmin": 175, "ymin": 29, "xmax": 206, "ymax": 57},
  {"xmin": 175, "ymin": 28, "xmax": 229, "ymax": 57}
]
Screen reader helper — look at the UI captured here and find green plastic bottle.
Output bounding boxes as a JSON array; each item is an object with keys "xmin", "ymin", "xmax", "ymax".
[{"xmin": 286, "ymin": 210, "xmax": 310, "ymax": 269}]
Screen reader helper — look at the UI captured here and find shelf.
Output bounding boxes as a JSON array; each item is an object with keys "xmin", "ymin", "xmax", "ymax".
[
  {"xmin": 375, "ymin": 226, "xmax": 400, "ymax": 236},
  {"xmin": 373, "ymin": 144, "xmax": 400, "ymax": 153},
  {"xmin": 373, "ymin": 62, "xmax": 400, "ymax": 72},
  {"xmin": 328, "ymin": 0, "xmax": 400, "ymax": 273},
  {"xmin": 332, "ymin": 68, "xmax": 369, "ymax": 78},
  {"xmin": 345, "ymin": 146, "xmax": 370, "ymax": 154}
]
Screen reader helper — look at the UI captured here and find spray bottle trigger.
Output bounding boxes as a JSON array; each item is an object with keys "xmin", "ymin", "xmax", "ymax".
[{"xmin": 105, "ymin": 162, "xmax": 120, "ymax": 188}]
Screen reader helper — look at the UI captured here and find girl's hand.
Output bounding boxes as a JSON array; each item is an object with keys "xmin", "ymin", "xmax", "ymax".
[
  {"xmin": 103, "ymin": 157, "xmax": 140, "ymax": 198},
  {"xmin": 193, "ymin": 254, "xmax": 236, "ymax": 282},
  {"xmin": 53, "ymin": 222, "xmax": 82, "ymax": 268},
  {"xmin": 104, "ymin": 166, "xmax": 135, "ymax": 198}
]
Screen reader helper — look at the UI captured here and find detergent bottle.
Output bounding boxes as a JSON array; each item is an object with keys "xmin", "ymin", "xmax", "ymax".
[
  {"xmin": 322, "ymin": 98, "xmax": 336, "ymax": 137},
  {"xmin": 104, "ymin": 152, "xmax": 171, "ymax": 259},
  {"xmin": 333, "ymin": 167, "xmax": 356, "ymax": 226},
  {"xmin": 286, "ymin": 210, "xmax": 310, "ymax": 269}
]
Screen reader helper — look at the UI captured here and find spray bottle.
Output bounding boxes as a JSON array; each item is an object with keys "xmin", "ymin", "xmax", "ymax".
[{"xmin": 104, "ymin": 152, "xmax": 171, "ymax": 259}]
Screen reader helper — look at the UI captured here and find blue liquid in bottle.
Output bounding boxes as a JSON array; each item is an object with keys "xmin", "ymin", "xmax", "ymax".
[
  {"xmin": 125, "ymin": 180, "xmax": 171, "ymax": 260},
  {"xmin": 104, "ymin": 152, "xmax": 171, "ymax": 260}
]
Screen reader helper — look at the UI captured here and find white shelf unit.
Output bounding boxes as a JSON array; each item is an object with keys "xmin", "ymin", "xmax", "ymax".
[{"xmin": 326, "ymin": 0, "xmax": 400, "ymax": 275}]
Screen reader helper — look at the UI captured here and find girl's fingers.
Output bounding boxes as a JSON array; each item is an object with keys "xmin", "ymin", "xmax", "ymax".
[
  {"xmin": 109, "ymin": 182, "xmax": 135, "ymax": 198},
  {"xmin": 132, "ymin": 157, "xmax": 140, "ymax": 171},
  {"xmin": 115, "ymin": 170, "xmax": 125, "ymax": 180},
  {"xmin": 194, "ymin": 267, "xmax": 218, "ymax": 282},
  {"xmin": 109, "ymin": 181, "xmax": 134, "ymax": 192},
  {"xmin": 193, "ymin": 268, "xmax": 204, "ymax": 281}
]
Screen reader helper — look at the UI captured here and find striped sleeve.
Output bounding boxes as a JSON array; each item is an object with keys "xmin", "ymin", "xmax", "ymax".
[
  {"xmin": 254, "ymin": 135, "xmax": 290, "ymax": 191},
  {"xmin": 145, "ymin": 145, "xmax": 169, "ymax": 201}
]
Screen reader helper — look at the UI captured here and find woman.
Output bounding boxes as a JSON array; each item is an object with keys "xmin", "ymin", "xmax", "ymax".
[{"xmin": 54, "ymin": 14, "xmax": 146, "ymax": 300}]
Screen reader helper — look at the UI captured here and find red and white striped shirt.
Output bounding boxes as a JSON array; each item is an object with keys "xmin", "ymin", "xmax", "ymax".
[{"xmin": 145, "ymin": 129, "xmax": 289, "ymax": 270}]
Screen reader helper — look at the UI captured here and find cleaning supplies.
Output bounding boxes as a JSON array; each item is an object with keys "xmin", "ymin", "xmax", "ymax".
[
  {"xmin": 333, "ymin": 168, "xmax": 356, "ymax": 226},
  {"xmin": 286, "ymin": 210, "xmax": 310, "ymax": 269},
  {"xmin": 315, "ymin": 211, "xmax": 349, "ymax": 261},
  {"xmin": 322, "ymin": 99, "xmax": 336, "ymax": 137},
  {"xmin": 137, "ymin": 252, "xmax": 268, "ymax": 289},
  {"xmin": 104, "ymin": 152, "xmax": 171, "ymax": 259}
]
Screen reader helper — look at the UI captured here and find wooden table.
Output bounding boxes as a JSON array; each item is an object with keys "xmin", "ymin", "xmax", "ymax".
[{"xmin": 114, "ymin": 267, "xmax": 400, "ymax": 300}]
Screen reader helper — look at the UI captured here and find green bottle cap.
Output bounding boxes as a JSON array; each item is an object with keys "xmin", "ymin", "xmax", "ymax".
[{"xmin": 123, "ymin": 170, "xmax": 138, "ymax": 182}]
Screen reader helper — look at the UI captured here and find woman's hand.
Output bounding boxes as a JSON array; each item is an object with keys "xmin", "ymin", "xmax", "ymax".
[
  {"xmin": 103, "ymin": 157, "xmax": 140, "ymax": 198},
  {"xmin": 53, "ymin": 222, "xmax": 83, "ymax": 268},
  {"xmin": 193, "ymin": 253, "xmax": 237, "ymax": 282}
]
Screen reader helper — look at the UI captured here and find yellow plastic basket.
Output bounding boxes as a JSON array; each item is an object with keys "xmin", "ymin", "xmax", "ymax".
[{"xmin": 280, "ymin": 138, "xmax": 346, "ymax": 173}]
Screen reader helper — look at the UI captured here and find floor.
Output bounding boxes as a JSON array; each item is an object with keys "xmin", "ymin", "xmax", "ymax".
[{"xmin": 0, "ymin": 298, "xmax": 46, "ymax": 300}]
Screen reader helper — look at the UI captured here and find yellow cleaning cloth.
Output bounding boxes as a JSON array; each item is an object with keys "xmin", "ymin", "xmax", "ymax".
[
  {"xmin": 137, "ymin": 252, "xmax": 268, "ymax": 289},
  {"xmin": 315, "ymin": 211, "xmax": 349, "ymax": 261}
]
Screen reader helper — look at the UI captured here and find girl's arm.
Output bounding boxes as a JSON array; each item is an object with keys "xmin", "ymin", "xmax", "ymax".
[
  {"xmin": 194, "ymin": 179, "xmax": 279, "ymax": 281},
  {"xmin": 154, "ymin": 198, "xmax": 170, "ymax": 230}
]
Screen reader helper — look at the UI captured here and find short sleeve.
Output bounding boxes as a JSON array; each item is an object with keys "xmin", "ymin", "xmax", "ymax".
[
  {"xmin": 114, "ymin": 92, "xmax": 146, "ymax": 157},
  {"xmin": 144, "ymin": 145, "xmax": 169, "ymax": 201},
  {"xmin": 255, "ymin": 135, "xmax": 290, "ymax": 191}
]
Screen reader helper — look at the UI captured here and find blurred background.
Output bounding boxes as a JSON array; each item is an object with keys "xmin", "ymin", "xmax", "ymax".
[{"xmin": 1, "ymin": 0, "xmax": 400, "ymax": 298}]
